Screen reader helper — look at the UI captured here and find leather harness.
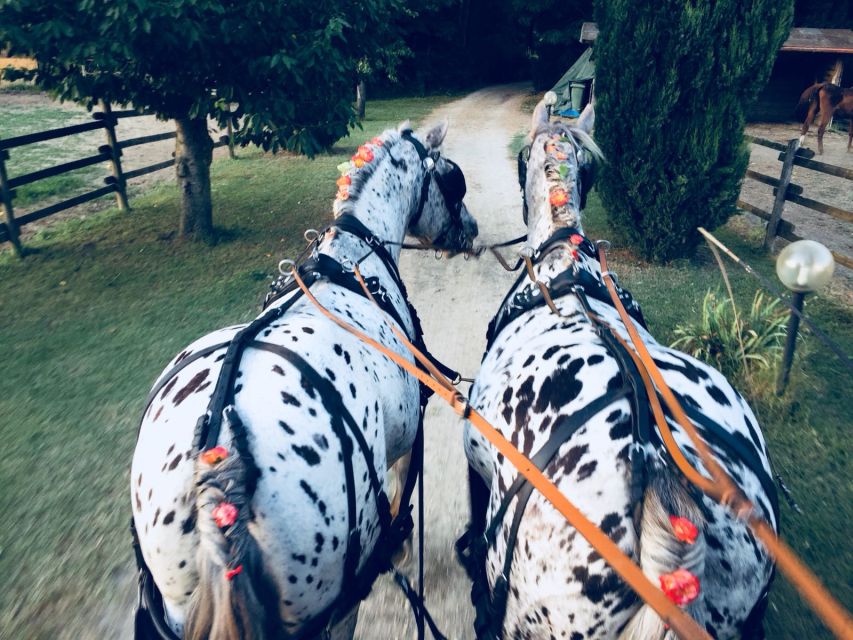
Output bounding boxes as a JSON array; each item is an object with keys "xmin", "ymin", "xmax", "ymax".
[{"xmin": 456, "ymin": 229, "xmax": 779, "ymax": 640}]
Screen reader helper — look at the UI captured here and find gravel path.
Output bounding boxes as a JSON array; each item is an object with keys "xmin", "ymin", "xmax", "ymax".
[{"xmin": 354, "ymin": 84, "xmax": 531, "ymax": 639}]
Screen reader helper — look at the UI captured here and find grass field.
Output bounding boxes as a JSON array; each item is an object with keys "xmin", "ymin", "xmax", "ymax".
[{"xmin": 0, "ymin": 93, "xmax": 850, "ymax": 638}]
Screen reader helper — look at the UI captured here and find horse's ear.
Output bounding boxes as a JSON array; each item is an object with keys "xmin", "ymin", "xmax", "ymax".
[
  {"xmin": 423, "ymin": 120, "xmax": 449, "ymax": 149},
  {"xmin": 528, "ymin": 100, "xmax": 550, "ymax": 141},
  {"xmin": 576, "ymin": 103, "xmax": 595, "ymax": 135}
]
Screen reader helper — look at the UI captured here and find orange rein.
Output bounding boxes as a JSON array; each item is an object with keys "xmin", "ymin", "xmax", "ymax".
[
  {"xmin": 596, "ymin": 245, "xmax": 853, "ymax": 639},
  {"xmin": 288, "ymin": 264, "xmax": 712, "ymax": 639}
]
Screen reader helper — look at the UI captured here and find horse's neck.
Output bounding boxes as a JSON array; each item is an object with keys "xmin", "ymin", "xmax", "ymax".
[
  {"xmin": 323, "ymin": 152, "xmax": 419, "ymax": 271},
  {"xmin": 535, "ymin": 243, "xmax": 601, "ymax": 283}
]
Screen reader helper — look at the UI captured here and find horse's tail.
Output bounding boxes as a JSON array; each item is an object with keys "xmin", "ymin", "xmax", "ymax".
[
  {"xmin": 796, "ymin": 82, "xmax": 824, "ymax": 119},
  {"xmin": 618, "ymin": 469, "xmax": 705, "ymax": 640},
  {"xmin": 184, "ymin": 408, "xmax": 281, "ymax": 640}
]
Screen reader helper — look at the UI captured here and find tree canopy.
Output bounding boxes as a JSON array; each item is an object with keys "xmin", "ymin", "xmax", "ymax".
[
  {"xmin": 1, "ymin": 0, "xmax": 404, "ymax": 239},
  {"xmin": 1, "ymin": 0, "xmax": 402, "ymax": 156}
]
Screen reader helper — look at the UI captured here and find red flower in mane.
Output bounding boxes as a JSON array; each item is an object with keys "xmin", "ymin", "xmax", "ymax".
[
  {"xmin": 659, "ymin": 569, "xmax": 700, "ymax": 606},
  {"xmin": 212, "ymin": 502, "xmax": 239, "ymax": 528},
  {"xmin": 669, "ymin": 515, "xmax": 699, "ymax": 544}
]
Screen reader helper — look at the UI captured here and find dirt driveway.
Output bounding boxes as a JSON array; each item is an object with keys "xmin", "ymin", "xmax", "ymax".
[{"xmin": 354, "ymin": 84, "xmax": 531, "ymax": 639}]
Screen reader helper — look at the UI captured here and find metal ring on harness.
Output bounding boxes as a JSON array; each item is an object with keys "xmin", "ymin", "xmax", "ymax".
[
  {"xmin": 304, "ymin": 229, "xmax": 321, "ymax": 243},
  {"xmin": 278, "ymin": 259, "xmax": 296, "ymax": 276}
]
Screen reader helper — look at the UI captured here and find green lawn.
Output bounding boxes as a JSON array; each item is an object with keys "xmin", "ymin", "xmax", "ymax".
[
  {"xmin": 0, "ymin": 95, "xmax": 453, "ymax": 639},
  {"xmin": 0, "ymin": 93, "xmax": 849, "ymax": 639}
]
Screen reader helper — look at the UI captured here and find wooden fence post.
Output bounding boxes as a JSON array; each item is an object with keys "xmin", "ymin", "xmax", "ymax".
[
  {"xmin": 100, "ymin": 101, "xmax": 130, "ymax": 211},
  {"xmin": 0, "ymin": 146, "xmax": 23, "ymax": 257},
  {"xmin": 764, "ymin": 138, "xmax": 799, "ymax": 250}
]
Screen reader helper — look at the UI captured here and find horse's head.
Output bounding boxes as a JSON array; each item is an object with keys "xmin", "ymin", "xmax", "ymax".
[
  {"xmin": 333, "ymin": 122, "xmax": 478, "ymax": 256},
  {"xmin": 402, "ymin": 121, "xmax": 479, "ymax": 255},
  {"xmin": 522, "ymin": 100, "xmax": 601, "ymax": 247}
]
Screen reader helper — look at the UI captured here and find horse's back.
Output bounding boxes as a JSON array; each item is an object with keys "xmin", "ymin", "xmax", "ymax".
[
  {"xmin": 132, "ymin": 291, "xmax": 419, "ymax": 634},
  {"xmin": 468, "ymin": 302, "xmax": 776, "ymax": 638}
]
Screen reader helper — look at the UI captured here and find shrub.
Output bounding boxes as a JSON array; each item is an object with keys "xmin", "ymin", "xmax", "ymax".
[
  {"xmin": 594, "ymin": 0, "xmax": 793, "ymax": 261},
  {"xmin": 671, "ymin": 290, "xmax": 789, "ymax": 383}
]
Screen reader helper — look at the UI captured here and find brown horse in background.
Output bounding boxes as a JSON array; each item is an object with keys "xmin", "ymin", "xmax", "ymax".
[{"xmin": 797, "ymin": 82, "xmax": 853, "ymax": 154}]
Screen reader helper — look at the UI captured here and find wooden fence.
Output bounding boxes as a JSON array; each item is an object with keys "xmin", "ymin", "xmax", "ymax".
[
  {"xmin": 738, "ymin": 135, "xmax": 853, "ymax": 270},
  {"xmin": 0, "ymin": 103, "xmax": 233, "ymax": 256}
]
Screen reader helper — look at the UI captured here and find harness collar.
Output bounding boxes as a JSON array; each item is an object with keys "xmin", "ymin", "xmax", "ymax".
[{"xmin": 486, "ymin": 228, "xmax": 646, "ymax": 350}]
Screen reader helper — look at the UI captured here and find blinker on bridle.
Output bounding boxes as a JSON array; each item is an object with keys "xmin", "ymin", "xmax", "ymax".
[{"xmin": 401, "ymin": 130, "xmax": 467, "ymax": 240}]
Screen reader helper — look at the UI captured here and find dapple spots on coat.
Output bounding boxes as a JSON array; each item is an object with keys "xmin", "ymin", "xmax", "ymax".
[
  {"xmin": 576, "ymin": 460, "xmax": 597, "ymax": 480},
  {"xmin": 168, "ymin": 453, "xmax": 182, "ymax": 470},
  {"xmin": 160, "ymin": 377, "xmax": 178, "ymax": 400},
  {"xmin": 533, "ymin": 359, "xmax": 584, "ymax": 414},
  {"xmin": 706, "ymin": 384, "xmax": 731, "ymax": 406},
  {"xmin": 172, "ymin": 369, "xmax": 209, "ymax": 405},
  {"xmin": 607, "ymin": 413, "xmax": 631, "ymax": 440},
  {"xmin": 281, "ymin": 391, "xmax": 301, "ymax": 407},
  {"xmin": 515, "ymin": 376, "xmax": 536, "ymax": 428}
]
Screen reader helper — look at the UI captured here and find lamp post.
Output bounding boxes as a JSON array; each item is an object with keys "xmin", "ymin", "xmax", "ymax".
[{"xmin": 775, "ymin": 240, "xmax": 835, "ymax": 395}]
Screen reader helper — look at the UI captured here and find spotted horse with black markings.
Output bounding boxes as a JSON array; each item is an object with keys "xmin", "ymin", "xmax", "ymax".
[
  {"xmin": 130, "ymin": 121, "xmax": 478, "ymax": 640},
  {"xmin": 459, "ymin": 101, "xmax": 779, "ymax": 639}
]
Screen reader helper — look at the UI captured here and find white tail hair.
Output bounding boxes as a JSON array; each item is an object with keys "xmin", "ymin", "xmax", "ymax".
[
  {"xmin": 185, "ymin": 410, "xmax": 281, "ymax": 639},
  {"xmin": 618, "ymin": 470, "xmax": 706, "ymax": 640}
]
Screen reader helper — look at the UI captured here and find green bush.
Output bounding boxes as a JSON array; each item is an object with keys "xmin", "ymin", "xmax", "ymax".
[
  {"xmin": 671, "ymin": 290, "xmax": 789, "ymax": 384},
  {"xmin": 594, "ymin": 0, "xmax": 793, "ymax": 261}
]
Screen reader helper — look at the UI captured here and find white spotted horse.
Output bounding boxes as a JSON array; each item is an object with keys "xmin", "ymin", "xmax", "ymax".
[
  {"xmin": 130, "ymin": 121, "xmax": 477, "ymax": 640},
  {"xmin": 458, "ymin": 102, "xmax": 779, "ymax": 639}
]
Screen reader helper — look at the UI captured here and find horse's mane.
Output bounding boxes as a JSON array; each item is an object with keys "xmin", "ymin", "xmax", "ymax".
[
  {"xmin": 333, "ymin": 130, "xmax": 405, "ymax": 217},
  {"xmin": 532, "ymin": 121, "xmax": 603, "ymax": 163},
  {"xmin": 528, "ymin": 122, "xmax": 603, "ymax": 227}
]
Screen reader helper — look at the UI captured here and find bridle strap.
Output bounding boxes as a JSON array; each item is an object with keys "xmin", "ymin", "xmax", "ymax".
[{"xmin": 401, "ymin": 130, "xmax": 434, "ymax": 231}]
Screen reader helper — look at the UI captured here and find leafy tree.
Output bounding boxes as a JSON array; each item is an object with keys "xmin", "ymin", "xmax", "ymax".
[
  {"xmin": 0, "ymin": 0, "xmax": 400, "ymax": 242},
  {"xmin": 594, "ymin": 0, "xmax": 793, "ymax": 261}
]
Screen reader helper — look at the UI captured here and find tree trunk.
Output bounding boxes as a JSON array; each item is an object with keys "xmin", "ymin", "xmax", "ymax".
[
  {"xmin": 175, "ymin": 117, "xmax": 214, "ymax": 242},
  {"xmin": 356, "ymin": 80, "xmax": 367, "ymax": 121}
]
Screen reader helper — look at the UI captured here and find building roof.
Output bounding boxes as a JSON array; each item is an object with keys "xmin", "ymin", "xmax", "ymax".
[
  {"xmin": 579, "ymin": 23, "xmax": 853, "ymax": 54},
  {"xmin": 781, "ymin": 28, "xmax": 853, "ymax": 54}
]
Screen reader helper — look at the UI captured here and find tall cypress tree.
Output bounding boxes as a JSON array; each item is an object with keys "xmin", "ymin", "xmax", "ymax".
[{"xmin": 594, "ymin": 0, "xmax": 793, "ymax": 262}]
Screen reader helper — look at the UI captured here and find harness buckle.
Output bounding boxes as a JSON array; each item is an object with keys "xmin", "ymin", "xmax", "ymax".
[
  {"xmin": 340, "ymin": 258, "xmax": 355, "ymax": 272},
  {"xmin": 595, "ymin": 239, "xmax": 612, "ymax": 252},
  {"xmin": 601, "ymin": 271, "xmax": 619, "ymax": 286},
  {"xmin": 423, "ymin": 157, "xmax": 435, "ymax": 172},
  {"xmin": 278, "ymin": 259, "xmax": 296, "ymax": 276},
  {"xmin": 304, "ymin": 228, "xmax": 320, "ymax": 243}
]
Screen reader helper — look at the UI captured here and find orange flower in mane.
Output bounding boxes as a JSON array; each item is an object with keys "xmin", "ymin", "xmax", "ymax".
[
  {"xmin": 550, "ymin": 189, "xmax": 569, "ymax": 207},
  {"xmin": 200, "ymin": 446, "xmax": 228, "ymax": 465}
]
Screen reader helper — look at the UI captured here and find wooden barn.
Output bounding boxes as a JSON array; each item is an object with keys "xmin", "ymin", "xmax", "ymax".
[
  {"xmin": 749, "ymin": 28, "xmax": 853, "ymax": 122},
  {"xmin": 577, "ymin": 24, "xmax": 853, "ymax": 123}
]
